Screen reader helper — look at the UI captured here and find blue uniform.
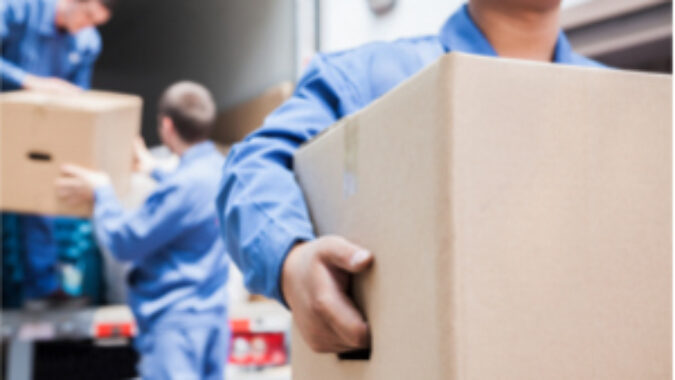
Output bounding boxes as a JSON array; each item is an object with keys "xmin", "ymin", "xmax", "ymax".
[
  {"xmin": 1, "ymin": 0, "xmax": 102, "ymax": 299},
  {"xmin": 216, "ymin": 4, "xmax": 605, "ymax": 303},
  {"xmin": 93, "ymin": 141, "xmax": 230, "ymax": 380},
  {"xmin": 1, "ymin": 0, "xmax": 101, "ymax": 90}
]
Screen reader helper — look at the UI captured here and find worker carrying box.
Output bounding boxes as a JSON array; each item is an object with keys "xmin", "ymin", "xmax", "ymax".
[
  {"xmin": 216, "ymin": 0, "xmax": 672, "ymax": 379},
  {"xmin": 294, "ymin": 52, "xmax": 671, "ymax": 380},
  {"xmin": 56, "ymin": 82, "xmax": 231, "ymax": 380},
  {"xmin": 1, "ymin": 0, "xmax": 116, "ymax": 305}
]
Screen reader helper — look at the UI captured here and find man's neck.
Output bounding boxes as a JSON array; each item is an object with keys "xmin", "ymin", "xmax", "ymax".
[
  {"xmin": 174, "ymin": 140, "xmax": 205, "ymax": 157},
  {"xmin": 174, "ymin": 144, "xmax": 192, "ymax": 157},
  {"xmin": 468, "ymin": 3, "xmax": 561, "ymax": 62}
]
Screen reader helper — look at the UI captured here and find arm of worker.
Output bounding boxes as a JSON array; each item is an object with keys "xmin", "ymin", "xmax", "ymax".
[
  {"xmin": 1, "ymin": 54, "xmax": 80, "ymax": 91},
  {"xmin": 217, "ymin": 55, "xmax": 374, "ymax": 353},
  {"xmin": 0, "ymin": 57, "xmax": 27, "ymax": 88},
  {"xmin": 56, "ymin": 164, "xmax": 188, "ymax": 262},
  {"xmin": 0, "ymin": 54, "xmax": 80, "ymax": 92},
  {"xmin": 0, "ymin": 1, "xmax": 80, "ymax": 92},
  {"xmin": 92, "ymin": 182, "xmax": 187, "ymax": 262},
  {"xmin": 0, "ymin": 0, "xmax": 27, "ymax": 88},
  {"xmin": 218, "ymin": 55, "xmax": 342, "ymax": 301},
  {"xmin": 130, "ymin": 136, "xmax": 171, "ymax": 182}
]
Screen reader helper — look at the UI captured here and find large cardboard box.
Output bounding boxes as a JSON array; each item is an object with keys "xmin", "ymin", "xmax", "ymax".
[
  {"xmin": 293, "ymin": 53, "xmax": 672, "ymax": 380},
  {"xmin": 1, "ymin": 90, "xmax": 142, "ymax": 217},
  {"xmin": 212, "ymin": 82, "xmax": 294, "ymax": 144}
]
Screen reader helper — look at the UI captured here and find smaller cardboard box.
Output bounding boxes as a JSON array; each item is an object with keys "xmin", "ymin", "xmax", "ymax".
[
  {"xmin": 0, "ymin": 90, "xmax": 142, "ymax": 217},
  {"xmin": 212, "ymin": 82, "xmax": 294, "ymax": 144}
]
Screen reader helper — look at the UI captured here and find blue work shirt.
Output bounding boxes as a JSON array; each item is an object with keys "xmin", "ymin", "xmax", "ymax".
[
  {"xmin": 217, "ymin": 4, "xmax": 605, "ymax": 303},
  {"xmin": 94, "ymin": 141, "xmax": 229, "ymax": 331},
  {"xmin": 0, "ymin": 0, "xmax": 101, "ymax": 90}
]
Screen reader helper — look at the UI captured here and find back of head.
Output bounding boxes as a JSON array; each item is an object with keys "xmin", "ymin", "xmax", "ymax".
[{"xmin": 158, "ymin": 81, "xmax": 217, "ymax": 144}]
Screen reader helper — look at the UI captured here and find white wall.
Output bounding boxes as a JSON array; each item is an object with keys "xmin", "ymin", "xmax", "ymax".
[{"xmin": 319, "ymin": 0, "xmax": 593, "ymax": 53}]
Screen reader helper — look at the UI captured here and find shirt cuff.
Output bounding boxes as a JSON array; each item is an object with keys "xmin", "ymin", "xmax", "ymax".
[
  {"xmin": 253, "ymin": 217, "xmax": 315, "ymax": 306},
  {"xmin": 94, "ymin": 184, "xmax": 117, "ymax": 205},
  {"xmin": 2, "ymin": 64, "xmax": 27, "ymax": 88}
]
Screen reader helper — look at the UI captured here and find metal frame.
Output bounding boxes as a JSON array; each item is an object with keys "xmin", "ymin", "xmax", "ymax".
[{"xmin": 562, "ymin": 0, "xmax": 672, "ymax": 70}]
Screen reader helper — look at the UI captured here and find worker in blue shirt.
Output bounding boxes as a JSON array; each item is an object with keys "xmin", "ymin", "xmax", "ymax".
[
  {"xmin": 1, "ymin": 0, "xmax": 111, "ymax": 91},
  {"xmin": 56, "ymin": 82, "xmax": 230, "ymax": 380},
  {"xmin": 217, "ymin": 0, "xmax": 606, "ymax": 354},
  {"xmin": 1, "ymin": 0, "xmax": 113, "ymax": 304}
]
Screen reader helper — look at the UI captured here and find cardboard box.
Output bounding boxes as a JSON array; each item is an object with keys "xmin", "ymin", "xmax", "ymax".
[
  {"xmin": 293, "ymin": 53, "xmax": 672, "ymax": 380},
  {"xmin": 1, "ymin": 90, "xmax": 142, "ymax": 217},
  {"xmin": 211, "ymin": 82, "xmax": 294, "ymax": 144}
]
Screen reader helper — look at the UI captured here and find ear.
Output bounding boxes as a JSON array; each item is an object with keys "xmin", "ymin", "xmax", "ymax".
[{"xmin": 160, "ymin": 116, "xmax": 175, "ymax": 136}]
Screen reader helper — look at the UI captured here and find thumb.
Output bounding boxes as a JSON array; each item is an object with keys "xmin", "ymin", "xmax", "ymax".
[
  {"xmin": 318, "ymin": 236, "xmax": 374, "ymax": 274},
  {"xmin": 133, "ymin": 136, "xmax": 144, "ymax": 152}
]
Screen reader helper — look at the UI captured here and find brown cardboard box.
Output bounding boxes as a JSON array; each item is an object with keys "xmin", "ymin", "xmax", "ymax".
[
  {"xmin": 293, "ymin": 53, "xmax": 672, "ymax": 380},
  {"xmin": 212, "ymin": 82, "xmax": 294, "ymax": 144},
  {"xmin": 1, "ymin": 90, "xmax": 142, "ymax": 217}
]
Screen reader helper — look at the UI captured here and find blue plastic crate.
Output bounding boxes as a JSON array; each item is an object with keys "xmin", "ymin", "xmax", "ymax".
[{"xmin": 2, "ymin": 213, "xmax": 105, "ymax": 307}]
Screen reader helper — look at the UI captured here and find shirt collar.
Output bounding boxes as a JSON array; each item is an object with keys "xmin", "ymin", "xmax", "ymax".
[
  {"xmin": 179, "ymin": 140, "xmax": 216, "ymax": 166},
  {"xmin": 38, "ymin": 0, "xmax": 59, "ymax": 36},
  {"xmin": 439, "ymin": 3, "xmax": 576, "ymax": 64}
]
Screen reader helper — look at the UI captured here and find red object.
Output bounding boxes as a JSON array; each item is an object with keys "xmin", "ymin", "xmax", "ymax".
[
  {"xmin": 229, "ymin": 319, "xmax": 251, "ymax": 334},
  {"xmin": 95, "ymin": 322, "xmax": 135, "ymax": 338},
  {"xmin": 229, "ymin": 331, "xmax": 287, "ymax": 367}
]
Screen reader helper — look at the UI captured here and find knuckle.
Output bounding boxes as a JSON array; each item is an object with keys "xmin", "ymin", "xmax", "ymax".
[
  {"xmin": 307, "ymin": 338, "xmax": 329, "ymax": 353},
  {"xmin": 306, "ymin": 339, "xmax": 321, "ymax": 352},
  {"xmin": 311, "ymin": 294, "xmax": 332, "ymax": 316},
  {"xmin": 321, "ymin": 234, "xmax": 343, "ymax": 247},
  {"xmin": 314, "ymin": 344, "xmax": 332, "ymax": 354},
  {"xmin": 345, "ymin": 323, "xmax": 369, "ymax": 347}
]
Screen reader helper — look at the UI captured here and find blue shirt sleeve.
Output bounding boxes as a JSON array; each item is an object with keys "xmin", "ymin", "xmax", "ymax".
[
  {"xmin": 93, "ymin": 183, "xmax": 189, "ymax": 262},
  {"xmin": 217, "ymin": 54, "xmax": 358, "ymax": 303},
  {"xmin": 1, "ymin": 57, "xmax": 27, "ymax": 87},
  {"xmin": 1, "ymin": 0, "xmax": 28, "ymax": 87}
]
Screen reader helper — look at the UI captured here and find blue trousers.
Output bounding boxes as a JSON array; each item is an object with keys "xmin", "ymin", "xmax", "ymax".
[
  {"xmin": 18, "ymin": 215, "xmax": 59, "ymax": 299},
  {"xmin": 135, "ymin": 314, "xmax": 229, "ymax": 380}
]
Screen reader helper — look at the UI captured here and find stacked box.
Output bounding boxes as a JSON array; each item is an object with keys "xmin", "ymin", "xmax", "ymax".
[{"xmin": 0, "ymin": 90, "xmax": 142, "ymax": 217}]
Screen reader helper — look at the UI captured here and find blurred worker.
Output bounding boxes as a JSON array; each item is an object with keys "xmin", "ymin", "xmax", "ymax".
[
  {"xmin": 56, "ymin": 82, "xmax": 230, "ymax": 380},
  {"xmin": 1, "ymin": 0, "xmax": 114, "ymax": 304},
  {"xmin": 1, "ymin": 0, "xmax": 112, "ymax": 91},
  {"xmin": 217, "ymin": 0, "xmax": 606, "ymax": 354}
]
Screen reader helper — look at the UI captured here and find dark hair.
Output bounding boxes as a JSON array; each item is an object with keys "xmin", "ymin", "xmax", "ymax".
[{"xmin": 158, "ymin": 81, "xmax": 217, "ymax": 143}]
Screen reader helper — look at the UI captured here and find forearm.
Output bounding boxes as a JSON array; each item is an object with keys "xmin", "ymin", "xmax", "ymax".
[
  {"xmin": 218, "ymin": 140, "xmax": 316, "ymax": 302},
  {"xmin": 93, "ymin": 182, "xmax": 185, "ymax": 262},
  {"xmin": 92, "ymin": 185, "xmax": 135, "ymax": 261},
  {"xmin": 217, "ymin": 54, "xmax": 362, "ymax": 303}
]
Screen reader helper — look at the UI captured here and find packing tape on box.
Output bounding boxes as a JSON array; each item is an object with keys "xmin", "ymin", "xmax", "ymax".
[{"xmin": 343, "ymin": 119, "xmax": 358, "ymax": 199}]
